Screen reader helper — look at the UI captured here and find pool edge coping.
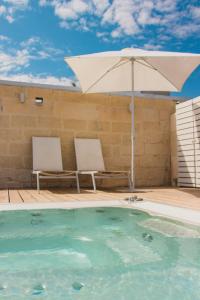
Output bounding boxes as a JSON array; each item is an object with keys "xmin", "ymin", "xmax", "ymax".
[{"xmin": 0, "ymin": 199, "xmax": 200, "ymax": 227}]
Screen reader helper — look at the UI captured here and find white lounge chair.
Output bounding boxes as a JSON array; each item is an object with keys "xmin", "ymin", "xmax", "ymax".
[
  {"xmin": 32, "ymin": 137, "xmax": 80, "ymax": 193},
  {"xmin": 74, "ymin": 138, "xmax": 131, "ymax": 191}
]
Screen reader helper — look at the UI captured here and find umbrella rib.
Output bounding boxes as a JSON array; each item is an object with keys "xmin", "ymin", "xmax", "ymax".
[
  {"xmin": 84, "ymin": 59, "xmax": 129, "ymax": 93},
  {"xmin": 140, "ymin": 58, "xmax": 180, "ymax": 91},
  {"xmin": 135, "ymin": 59, "xmax": 156, "ymax": 70}
]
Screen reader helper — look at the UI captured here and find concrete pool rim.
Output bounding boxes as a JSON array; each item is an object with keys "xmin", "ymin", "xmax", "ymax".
[{"xmin": 0, "ymin": 199, "xmax": 200, "ymax": 227}]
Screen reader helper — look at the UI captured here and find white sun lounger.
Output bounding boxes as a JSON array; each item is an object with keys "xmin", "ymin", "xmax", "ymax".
[
  {"xmin": 32, "ymin": 137, "xmax": 80, "ymax": 193},
  {"xmin": 74, "ymin": 138, "xmax": 131, "ymax": 191}
]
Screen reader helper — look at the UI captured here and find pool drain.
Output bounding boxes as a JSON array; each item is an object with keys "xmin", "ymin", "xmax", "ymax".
[
  {"xmin": 0, "ymin": 285, "xmax": 7, "ymax": 292},
  {"xmin": 31, "ymin": 219, "xmax": 43, "ymax": 225},
  {"xmin": 109, "ymin": 217, "xmax": 121, "ymax": 222},
  {"xmin": 31, "ymin": 212, "xmax": 42, "ymax": 217},
  {"xmin": 32, "ymin": 284, "xmax": 46, "ymax": 296},
  {"xmin": 72, "ymin": 282, "xmax": 84, "ymax": 291},
  {"xmin": 96, "ymin": 209, "xmax": 105, "ymax": 213},
  {"xmin": 142, "ymin": 233, "xmax": 153, "ymax": 242}
]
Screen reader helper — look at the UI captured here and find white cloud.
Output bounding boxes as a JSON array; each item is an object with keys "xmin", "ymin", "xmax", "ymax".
[
  {"xmin": 103, "ymin": 0, "xmax": 139, "ymax": 36},
  {"xmin": 20, "ymin": 36, "xmax": 40, "ymax": 47},
  {"xmin": 155, "ymin": 0, "xmax": 177, "ymax": 13},
  {"xmin": 55, "ymin": 4, "xmax": 77, "ymax": 20},
  {"xmin": 0, "ymin": 0, "xmax": 29, "ymax": 22},
  {"xmin": 0, "ymin": 36, "xmax": 64, "ymax": 75},
  {"xmin": 96, "ymin": 31, "xmax": 110, "ymax": 42},
  {"xmin": 39, "ymin": 0, "xmax": 200, "ymax": 43},
  {"xmin": 0, "ymin": 5, "xmax": 6, "ymax": 15},
  {"xmin": 39, "ymin": 0, "xmax": 48, "ymax": 6},
  {"xmin": 60, "ymin": 16, "xmax": 95, "ymax": 32},
  {"xmin": 6, "ymin": 15, "xmax": 14, "ymax": 23},
  {"xmin": 53, "ymin": 0, "xmax": 89, "ymax": 20},
  {"xmin": 92, "ymin": 0, "xmax": 109, "ymax": 16},
  {"xmin": 19, "ymin": 36, "xmax": 64, "ymax": 60},
  {"xmin": 143, "ymin": 43, "xmax": 163, "ymax": 50},
  {"xmin": 3, "ymin": 0, "xmax": 29, "ymax": 5},
  {"xmin": 0, "ymin": 34, "xmax": 72, "ymax": 87},
  {"xmin": 111, "ymin": 28, "xmax": 121, "ymax": 38},
  {"xmin": 172, "ymin": 23, "xmax": 200, "ymax": 38},
  {"xmin": 96, "ymin": 32, "xmax": 106, "ymax": 38},
  {"xmin": 0, "ymin": 35, "xmax": 9, "ymax": 41},
  {"xmin": 78, "ymin": 17, "xmax": 90, "ymax": 31},
  {"xmin": 0, "ymin": 73, "xmax": 74, "ymax": 87},
  {"xmin": 190, "ymin": 6, "xmax": 200, "ymax": 19},
  {"xmin": 37, "ymin": 50, "xmax": 50, "ymax": 59},
  {"xmin": 69, "ymin": 0, "xmax": 89, "ymax": 14},
  {"xmin": 0, "ymin": 49, "xmax": 30, "ymax": 73},
  {"xmin": 138, "ymin": 7, "xmax": 161, "ymax": 26}
]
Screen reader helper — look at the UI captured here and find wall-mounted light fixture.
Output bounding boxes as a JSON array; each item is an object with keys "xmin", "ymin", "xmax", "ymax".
[
  {"xmin": 19, "ymin": 92, "xmax": 25, "ymax": 103},
  {"xmin": 35, "ymin": 97, "xmax": 44, "ymax": 105}
]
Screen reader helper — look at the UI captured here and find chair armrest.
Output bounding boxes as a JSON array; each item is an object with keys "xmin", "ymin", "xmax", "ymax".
[
  {"xmin": 99, "ymin": 170, "xmax": 130, "ymax": 174},
  {"xmin": 32, "ymin": 170, "xmax": 41, "ymax": 174}
]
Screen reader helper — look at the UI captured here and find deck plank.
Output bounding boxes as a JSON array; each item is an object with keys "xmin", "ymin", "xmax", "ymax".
[
  {"xmin": 0, "ymin": 190, "xmax": 9, "ymax": 203},
  {"xmin": 0, "ymin": 187, "xmax": 200, "ymax": 210},
  {"xmin": 44, "ymin": 189, "xmax": 77, "ymax": 202},
  {"xmin": 129, "ymin": 188, "xmax": 200, "ymax": 210},
  {"xmin": 18, "ymin": 189, "xmax": 49, "ymax": 203},
  {"xmin": 18, "ymin": 190, "xmax": 36, "ymax": 203},
  {"xmin": 9, "ymin": 190, "xmax": 23, "ymax": 204},
  {"xmin": 26, "ymin": 189, "xmax": 54, "ymax": 203}
]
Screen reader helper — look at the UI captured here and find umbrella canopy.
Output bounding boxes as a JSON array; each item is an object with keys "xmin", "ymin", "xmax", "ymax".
[
  {"xmin": 65, "ymin": 48, "xmax": 200, "ymax": 93},
  {"xmin": 65, "ymin": 48, "xmax": 200, "ymax": 189}
]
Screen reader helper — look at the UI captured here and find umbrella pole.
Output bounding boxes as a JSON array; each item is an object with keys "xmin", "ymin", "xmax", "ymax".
[
  {"xmin": 131, "ymin": 59, "xmax": 135, "ymax": 191},
  {"xmin": 131, "ymin": 93, "xmax": 135, "ymax": 190}
]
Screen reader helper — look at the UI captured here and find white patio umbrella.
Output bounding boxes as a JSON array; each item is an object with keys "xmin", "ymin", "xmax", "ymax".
[{"xmin": 65, "ymin": 48, "xmax": 200, "ymax": 190}]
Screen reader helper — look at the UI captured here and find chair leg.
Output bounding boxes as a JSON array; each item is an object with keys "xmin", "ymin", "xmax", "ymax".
[
  {"xmin": 36, "ymin": 173, "xmax": 40, "ymax": 194},
  {"xmin": 76, "ymin": 173, "xmax": 80, "ymax": 193},
  {"xmin": 91, "ymin": 173, "xmax": 97, "ymax": 192}
]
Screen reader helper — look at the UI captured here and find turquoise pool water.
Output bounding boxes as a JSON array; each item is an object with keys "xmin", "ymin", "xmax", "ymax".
[{"xmin": 0, "ymin": 207, "xmax": 200, "ymax": 299}]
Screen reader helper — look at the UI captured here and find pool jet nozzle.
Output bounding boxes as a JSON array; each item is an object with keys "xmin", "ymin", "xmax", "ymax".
[{"xmin": 125, "ymin": 196, "xmax": 143, "ymax": 203}]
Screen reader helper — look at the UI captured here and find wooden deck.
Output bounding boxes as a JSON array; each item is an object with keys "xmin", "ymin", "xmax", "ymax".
[{"xmin": 0, "ymin": 187, "xmax": 200, "ymax": 210}]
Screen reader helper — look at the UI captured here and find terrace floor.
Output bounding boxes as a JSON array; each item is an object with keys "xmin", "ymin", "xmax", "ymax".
[{"xmin": 0, "ymin": 187, "xmax": 200, "ymax": 211}]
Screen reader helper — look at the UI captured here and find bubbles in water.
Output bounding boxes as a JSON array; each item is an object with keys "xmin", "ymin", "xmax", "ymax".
[
  {"xmin": 72, "ymin": 281, "xmax": 84, "ymax": 291},
  {"xmin": 32, "ymin": 284, "xmax": 46, "ymax": 296},
  {"xmin": 142, "ymin": 233, "xmax": 153, "ymax": 242}
]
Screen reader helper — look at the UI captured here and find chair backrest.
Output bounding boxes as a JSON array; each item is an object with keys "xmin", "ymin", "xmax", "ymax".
[
  {"xmin": 32, "ymin": 137, "xmax": 63, "ymax": 171},
  {"xmin": 74, "ymin": 138, "xmax": 105, "ymax": 171}
]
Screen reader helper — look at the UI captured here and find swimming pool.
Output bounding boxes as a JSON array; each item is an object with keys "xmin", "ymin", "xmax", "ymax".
[{"xmin": 0, "ymin": 207, "xmax": 200, "ymax": 299}]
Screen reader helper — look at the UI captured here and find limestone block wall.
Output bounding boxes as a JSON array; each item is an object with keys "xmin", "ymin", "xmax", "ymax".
[{"xmin": 0, "ymin": 83, "xmax": 175, "ymax": 188}]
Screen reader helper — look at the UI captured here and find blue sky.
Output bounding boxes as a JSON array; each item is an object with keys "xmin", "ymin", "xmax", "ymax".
[{"xmin": 0, "ymin": 0, "xmax": 200, "ymax": 97}]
